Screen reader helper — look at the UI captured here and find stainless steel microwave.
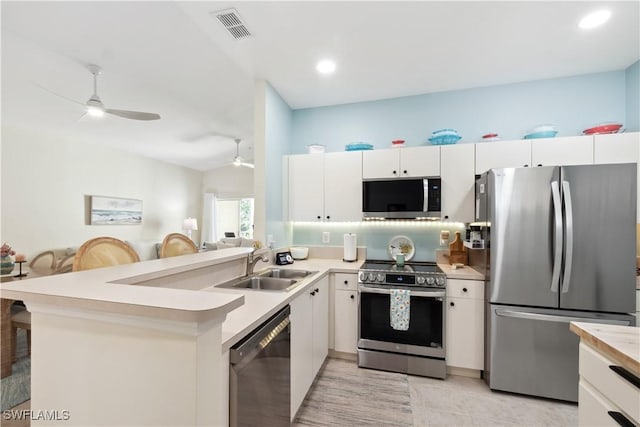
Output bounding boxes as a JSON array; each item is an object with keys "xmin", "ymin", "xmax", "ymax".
[{"xmin": 362, "ymin": 178, "xmax": 441, "ymax": 219}]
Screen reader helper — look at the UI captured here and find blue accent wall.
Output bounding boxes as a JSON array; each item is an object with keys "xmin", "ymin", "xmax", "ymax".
[
  {"xmin": 626, "ymin": 60, "xmax": 640, "ymax": 132},
  {"xmin": 291, "ymin": 70, "xmax": 626, "ymax": 152},
  {"xmin": 264, "ymin": 82, "xmax": 292, "ymax": 247},
  {"xmin": 283, "ymin": 69, "xmax": 635, "ymax": 252}
]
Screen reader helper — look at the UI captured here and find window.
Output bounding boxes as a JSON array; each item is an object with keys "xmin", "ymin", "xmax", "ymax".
[{"xmin": 215, "ymin": 198, "xmax": 254, "ymax": 239}]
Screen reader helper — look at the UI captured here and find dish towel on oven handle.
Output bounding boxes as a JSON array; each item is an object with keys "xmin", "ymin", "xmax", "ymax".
[{"xmin": 390, "ymin": 288, "xmax": 410, "ymax": 331}]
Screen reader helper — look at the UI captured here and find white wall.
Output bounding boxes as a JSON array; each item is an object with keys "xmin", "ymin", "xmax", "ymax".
[
  {"xmin": 0, "ymin": 125, "xmax": 203, "ymax": 258},
  {"xmin": 253, "ymin": 80, "xmax": 292, "ymax": 248},
  {"xmin": 202, "ymin": 165, "xmax": 253, "ymax": 198}
]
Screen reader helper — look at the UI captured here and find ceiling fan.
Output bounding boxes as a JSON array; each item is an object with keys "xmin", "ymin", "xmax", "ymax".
[
  {"xmin": 41, "ymin": 64, "xmax": 160, "ymax": 121},
  {"xmin": 232, "ymin": 139, "xmax": 254, "ymax": 168}
]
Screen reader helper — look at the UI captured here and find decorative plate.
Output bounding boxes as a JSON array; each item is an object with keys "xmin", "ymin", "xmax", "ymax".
[{"xmin": 388, "ymin": 235, "xmax": 415, "ymax": 261}]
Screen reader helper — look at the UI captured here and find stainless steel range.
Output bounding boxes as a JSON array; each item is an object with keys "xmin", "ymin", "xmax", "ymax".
[{"xmin": 357, "ymin": 260, "xmax": 447, "ymax": 379}]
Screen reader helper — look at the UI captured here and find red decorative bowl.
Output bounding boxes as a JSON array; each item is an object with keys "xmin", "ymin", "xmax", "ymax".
[{"xmin": 582, "ymin": 123, "xmax": 623, "ymax": 135}]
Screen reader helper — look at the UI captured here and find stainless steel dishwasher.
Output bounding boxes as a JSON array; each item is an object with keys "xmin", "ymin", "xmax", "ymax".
[{"xmin": 230, "ymin": 305, "xmax": 291, "ymax": 427}]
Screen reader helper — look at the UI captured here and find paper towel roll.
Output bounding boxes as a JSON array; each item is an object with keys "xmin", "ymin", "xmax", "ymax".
[{"xmin": 343, "ymin": 233, "xmax": 357, "ymax": 262}]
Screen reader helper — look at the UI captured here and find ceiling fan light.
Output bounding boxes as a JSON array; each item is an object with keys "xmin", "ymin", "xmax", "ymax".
[
  {"xmin": 233, "ymin": 157, "xmax": 242, "ymax": 166},
  {"xmin": 87, "ymin": 105, "xmax": 105, "ymax": 117}
]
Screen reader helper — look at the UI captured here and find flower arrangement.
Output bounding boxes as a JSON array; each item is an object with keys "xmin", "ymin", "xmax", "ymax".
[{"xmin": 1, "ymin": 243, "xmax": 16, "ymax": 258}]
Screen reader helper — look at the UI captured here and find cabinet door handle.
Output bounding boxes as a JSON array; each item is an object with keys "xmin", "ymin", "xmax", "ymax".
[
  {"xmin": 524, "ymin": 164, "xmax": 529, "ymax": 167},
  {"xmin": 609, "ymin": 365, "xmax": 640, "ymax": 389},
  {"xmin": 350, "ymin": 294, "xmax": 355, "ymax": 300},
  {"xmin": 403, "ymin": 170, "xmax": 408, "ymax": 175},
  {"xmin": 317, "ymin": 215, "xmax": 321, "ymax": 220},
  {"xmin": 392, "ymin": 170, "xmax": 397, "ymax": 175},
  {"xmin": 608, "ymin": 411, "xmax": 634, "ymax": 427},
  {"xmin": 444, "ymin": 215, "xmax": 449, "ymax": 219},
  {"xmin": 310, "ymin": 291, "xmax": 316, "ymax": 296},
  {"xmin": 449, "ymin": 301, "xmax": 455, "ymax": 307},
  {"xmin": 344, "ymin": 280, "xmax": 349, "ymax": 285},
  {"xmin": 326, "ymin": 215, "xmax": 331, "ymax": 220},
  {"xmin": 537, "ymin": 164, "xmax": 543, "ymax": 167},
  {"xmin": 315, "ymin": 288, "xmax": 319, "ymax": 293},
  {"xmin": 463, "ymin": 287, "xmax": 468, "ymax": 292}
]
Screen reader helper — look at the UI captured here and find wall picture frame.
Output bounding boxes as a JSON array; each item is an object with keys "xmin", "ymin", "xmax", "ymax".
[{"xmin": 90, "ymin": 196, "xmax": 142, "ymax": 225}]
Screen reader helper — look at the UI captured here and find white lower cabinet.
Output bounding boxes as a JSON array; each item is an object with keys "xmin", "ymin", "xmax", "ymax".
[
  {"xmin": 331, "ymin": 273, "xmax": 358, "ymax": 354},
  {"xmin": 290, "ymin": 276, "xmax": 329, "ymax": 420},
  {"xmin": 578, "ymin": 342, "xmax": 639, "ymax": 426},
  {"xmin": 445, "ymin": 279, "xmax": 484, "ymax": 371}
]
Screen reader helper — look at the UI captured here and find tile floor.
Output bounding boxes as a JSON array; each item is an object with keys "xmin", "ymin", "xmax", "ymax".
[{"xmin": 294, "ymin": 358, "xmax": 578, "ymax": 427}]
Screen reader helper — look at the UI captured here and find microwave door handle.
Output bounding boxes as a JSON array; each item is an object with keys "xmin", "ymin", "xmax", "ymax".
[{"xmin": 423, "ymin": 179, "xmax": 429, "ymax": 213}]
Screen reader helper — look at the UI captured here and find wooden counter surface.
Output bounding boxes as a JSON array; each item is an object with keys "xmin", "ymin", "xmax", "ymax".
[{"xmin": 570, "ymin": 322, "xmax": 640, "ymax": 376}]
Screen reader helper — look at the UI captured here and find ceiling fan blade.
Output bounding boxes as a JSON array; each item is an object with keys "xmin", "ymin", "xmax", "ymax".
[
  {"xmin": 105, "ymin": 109, "xmax": 160, "ymax": 121},
  {"xmin": 240, "ymin": 162, "xmax": 255, "ymax": 169},
  {"xmin": 33, "ymin": 82, "xmax": 85, "ymax": 106}
]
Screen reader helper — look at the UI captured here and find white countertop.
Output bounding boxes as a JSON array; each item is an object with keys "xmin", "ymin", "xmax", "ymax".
[
  {"xmin": 205, "ymin": 258, "xmax": 361, "ymax": 351},
  {"xmin": 1, "ymin": 252, "xmax": 484, "ymax": 351},
  {"xmin": 437, "ymin": 263, "xmax": 485, "ymax": 280},
  {"xmin": 0, "ymin": 248, "xmax": 253, "ymax": 323}
]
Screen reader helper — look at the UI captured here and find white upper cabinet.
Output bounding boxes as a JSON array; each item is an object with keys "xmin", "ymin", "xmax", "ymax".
[
  {"xmin": 324, "ymin": 151, "xmax": 363, "ymax": 222},
  {"xmin": 362, "ymin": 146, "xmax": 440, "ymax": 179},
  {"xmin": 440, "ymin": 144, "xmax": 475, "ymax": 222},
  {"xmin": 530, "ymin": 135, "xmax": 594, "ymax": 167},
  {"xmin": 400, "ymin": 146, "xmax": 441, "ymax": 177},
  {"xmin": 593, "ymin": 131, "xmax": 639, "ymax": 164},
  {"xmin": 288, "ymin": 151, "xmax": 362, "ymax": 222},
  {"xmin": 288, "ymin": 153, "xmax": 324, "ymax": 221},
  {"xmin": 475, "ymin": 139, "xmax": 532, "ymax": 174}
]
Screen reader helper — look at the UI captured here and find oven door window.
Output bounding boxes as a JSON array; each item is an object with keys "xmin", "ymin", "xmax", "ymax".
[{"xmin": 360, "ymin": 291, "xmax": 443, "ymax": 348}]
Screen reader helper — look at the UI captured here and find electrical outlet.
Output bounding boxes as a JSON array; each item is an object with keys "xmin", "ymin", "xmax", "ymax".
[
  {"xmin": 440, "ymin": 230, "xmax": 450, "ymax": 246},
  {"xmin": 322, "ymin": 231, "xmax": 330, "ymax": 244}
]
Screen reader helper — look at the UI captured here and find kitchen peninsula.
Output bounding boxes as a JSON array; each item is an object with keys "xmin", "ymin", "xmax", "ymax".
[{"xmin": 0, "ymin": 248, "xmax": 253, "ymax": 426}]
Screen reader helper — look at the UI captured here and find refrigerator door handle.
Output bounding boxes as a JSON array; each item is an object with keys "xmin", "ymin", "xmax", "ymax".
[
  {"xmin": 561, "ymin": 180, "xmax": 574, "ymax": 294},
  {"xmin": 495, "ymin": 309, "xmax": 632, "ymax": 325},
  {"xmin": 550, "ymin": 180, "xmax": 563, "ymax": 293}
]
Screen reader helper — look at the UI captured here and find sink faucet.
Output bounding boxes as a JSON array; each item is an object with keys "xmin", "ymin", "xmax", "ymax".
[{"xmin": 246, "ymin": 250, "xmax": 270, "ymax": 275}]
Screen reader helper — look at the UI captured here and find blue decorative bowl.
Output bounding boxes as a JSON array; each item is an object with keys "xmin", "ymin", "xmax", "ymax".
[
  {"xmin": 345, "ymin": 143, "xmax": 374, "ymax": 151},
  {"xmin": 428, "ymin": 135, "xmax": 461, "ymax": 145},
  {"xmin": 524, "ymin": 131, "xmax": 558, "ymax": 139}
]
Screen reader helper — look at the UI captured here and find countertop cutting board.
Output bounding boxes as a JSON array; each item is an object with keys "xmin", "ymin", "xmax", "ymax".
[{"xmin": 448, "ymin": 232, "xmax": 468, "ymax": 265}]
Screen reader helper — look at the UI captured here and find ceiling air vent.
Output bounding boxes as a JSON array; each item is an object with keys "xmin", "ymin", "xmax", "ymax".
[{"xmin": 213, "ymin": 8, "xmax": 252, "ymax": 40}]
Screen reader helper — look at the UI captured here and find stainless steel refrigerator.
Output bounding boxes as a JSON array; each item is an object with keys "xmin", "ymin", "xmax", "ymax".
[{"xmin": 477, "ymin": 163, "xmax": 637, "ymax": 402}]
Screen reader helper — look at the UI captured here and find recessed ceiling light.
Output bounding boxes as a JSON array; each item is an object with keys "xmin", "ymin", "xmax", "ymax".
[
  {"xmin": 316, "ymin": 59, "xmax": 336, "ymax": 75},
  {"xmin": 579, "ymin": 10, "xmax": 611, "ymax": 29}
]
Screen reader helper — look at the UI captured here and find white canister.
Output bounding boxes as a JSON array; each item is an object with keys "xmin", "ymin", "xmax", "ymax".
[{"xmin": 343, "ymin": 233, "xmax": 357, "ymax": 262}]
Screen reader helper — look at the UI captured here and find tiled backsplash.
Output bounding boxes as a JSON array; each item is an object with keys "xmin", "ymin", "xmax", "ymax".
[{"xmin": 291, "ymin": 221, "xmax": 466, "ymax": 262}]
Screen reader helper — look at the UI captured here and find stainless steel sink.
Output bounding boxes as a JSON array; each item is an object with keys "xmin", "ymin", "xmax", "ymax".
[
  {"xmin": 255, "ymin": 268, "xmax": 317, "ymax": 279},
  {"xmin": 217, "ymin": 276, "xmax": 301, "ymax": 292}
]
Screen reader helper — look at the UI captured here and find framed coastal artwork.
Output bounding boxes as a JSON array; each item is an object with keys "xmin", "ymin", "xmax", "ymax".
[{"xmin": 90, "ymin": 196, "xmax": 142, "ymax": 225}]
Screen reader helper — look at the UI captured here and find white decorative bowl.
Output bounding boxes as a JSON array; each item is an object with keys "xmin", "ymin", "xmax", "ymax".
[{"xmin": 290, "ymin": 247, "xmax": 309, "ymax": 260}]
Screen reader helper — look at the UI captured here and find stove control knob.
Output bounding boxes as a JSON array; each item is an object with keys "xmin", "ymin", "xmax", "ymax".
[
  {"xmin": 368, "ymin": 273, "xmax": 376, "ymax": 282},
  {"xmin": 416, "ymin": 276, "xmax": 426, "ymax": 285},
  {"xmin": 426, "ymin": 277, "xmax": 435, "ymax": 285},
  {"xmin": 359, "ymin": 272, "xmax": 367, "ymax": 282},
  {"xmin": 376, "ymin": 273, "xmax": 385, "ymax": 282},
  {"xmin": 436, "ymin": 277, "xmax": 446, "ymax": 287}
]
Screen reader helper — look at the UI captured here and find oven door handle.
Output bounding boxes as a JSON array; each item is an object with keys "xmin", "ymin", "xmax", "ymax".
[{"xmin": 359, "ymin": 285, "xmax": 445, "ymax": 298}]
